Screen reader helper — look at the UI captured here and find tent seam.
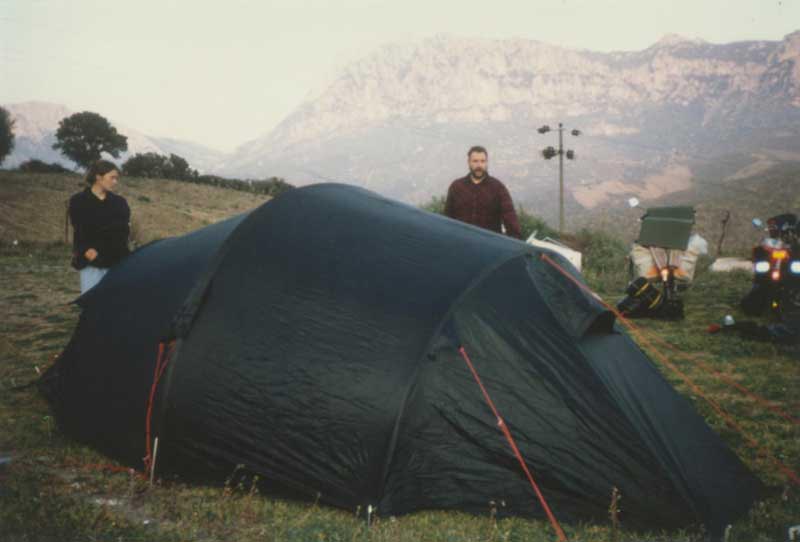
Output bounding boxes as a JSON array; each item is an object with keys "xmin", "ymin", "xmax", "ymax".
[{"xmin": 150, "ymin": 205, "xmax": 269, "ymax": 458}]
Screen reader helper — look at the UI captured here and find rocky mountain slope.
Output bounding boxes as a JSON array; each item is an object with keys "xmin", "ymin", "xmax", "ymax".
[{"xmin": 220, "ymin": 31, "xmax": 800, "ymax": 221}]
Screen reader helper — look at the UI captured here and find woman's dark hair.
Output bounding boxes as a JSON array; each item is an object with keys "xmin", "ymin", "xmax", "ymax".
[{"xmin": 84, "ymin": 160, "xmax": 120, "ymax": 186}]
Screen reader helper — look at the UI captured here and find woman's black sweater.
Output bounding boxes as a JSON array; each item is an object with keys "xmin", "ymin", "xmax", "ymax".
[{"xmin": 68, "ymin": 188, "xmax": 131, "ymax": 269}]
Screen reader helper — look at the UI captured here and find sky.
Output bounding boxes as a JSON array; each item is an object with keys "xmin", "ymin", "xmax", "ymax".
[{"xmin": 1, "ymin": 0, "xmax": 798, "ymax": 152}]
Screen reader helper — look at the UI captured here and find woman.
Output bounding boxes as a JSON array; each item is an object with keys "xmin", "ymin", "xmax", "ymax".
[{"xmin": 69, "ymin": 160, "xmax": 131, "ymax": 294}]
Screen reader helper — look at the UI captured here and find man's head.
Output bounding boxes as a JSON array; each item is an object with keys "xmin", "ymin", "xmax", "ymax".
[{"xmin": 467, "ymin": 146, "xmax": 488, "ymax": 182}]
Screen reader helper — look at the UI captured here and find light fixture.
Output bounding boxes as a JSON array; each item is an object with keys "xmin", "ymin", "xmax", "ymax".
[{"xmin": 754, "ymin": 261, "xmax": 770, "ymax": 273}]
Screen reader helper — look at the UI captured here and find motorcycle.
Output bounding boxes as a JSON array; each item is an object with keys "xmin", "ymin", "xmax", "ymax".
[{"xmin": 741, "ymin": 213, "xmax": 800, "ymax": 319}]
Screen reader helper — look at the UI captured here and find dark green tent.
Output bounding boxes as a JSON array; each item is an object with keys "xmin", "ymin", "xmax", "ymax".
[{"xmin": 41, "ymin": 184, "xmax": 761, "ymax": 534}]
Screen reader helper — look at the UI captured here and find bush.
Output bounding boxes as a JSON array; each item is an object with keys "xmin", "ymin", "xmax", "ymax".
[
  {"xmin": 120, "ymin": 154, "xmax": 295, "ymax": 197},
  {"xmin": 0, "ymin": 106, "xmax": 14, "ymax": 166},
  {"xmin": 193, "ymin": 175, "xmax": 294, "ymax": 196},
  {"xmin": 572, "ymin": 228, "xmax": 629, "ymax": 293},
  {"xmin": 18, "ymin": 159, "xmax": 73, "ymax": 174},
  {"xmin": 259, "ymin": 177, "xmax": 294, "ymax": 197},
  {"xmin": 420, "ymin": 195, "xmax": 446, "ymax": 215},
  {"xmin": 122, "ymin": 152, "xmax": 197, "ymax": 180},
  {"xmin": 517, "ymin": 207, "xmax": 559, "ymax": 241}
]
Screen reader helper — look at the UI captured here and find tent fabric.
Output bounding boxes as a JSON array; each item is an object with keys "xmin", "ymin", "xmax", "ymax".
[{"xmin": 41, "ymin": 184, "xmax": 761, "ymax": 533}]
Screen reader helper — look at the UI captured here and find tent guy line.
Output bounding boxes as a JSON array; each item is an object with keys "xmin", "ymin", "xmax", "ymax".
[{"xmin": 457, "ymin": 345, "xmax": 568, "ymax": 542}]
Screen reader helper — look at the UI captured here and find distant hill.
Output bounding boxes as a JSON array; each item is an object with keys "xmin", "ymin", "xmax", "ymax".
[{"xmin": 0, "ymin": 171, "xmax": 269, "ymax": 246}]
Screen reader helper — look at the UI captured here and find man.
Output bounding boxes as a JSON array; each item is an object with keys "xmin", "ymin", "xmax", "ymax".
[{"xmin": 444, "ymin": 146, "xmax": 521, "ymax": 239}]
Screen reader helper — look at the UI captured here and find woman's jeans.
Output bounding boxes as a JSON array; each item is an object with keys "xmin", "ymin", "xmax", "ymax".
[{"xmin": 79, "ymin": 266, "xmax": 108, "ymax": 294}]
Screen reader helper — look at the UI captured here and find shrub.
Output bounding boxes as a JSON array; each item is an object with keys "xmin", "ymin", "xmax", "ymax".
[
  {"xmin": 517, "ymin": 207, "xmax": 559, "ymax": 241},
  {"xmin": 420, "ymin": 195, "xmax": 446, "ymax": 215},
  {"xmin": 192, "ymin": 175, "xmax": 293, "ymax": 196},
  {"xmin": 572, "ymin": 228, "xmax": 630, "ymax": 293},
  {"xmin": 0, "ymin": 106, "xmax": 14, "ymax": 166},
  {"xmin": 122, "ymin": 152, "xmax": 197, "ymax": 180},
  {"xmin": 18, "ymin": 159, "xmax": 73, "ymax": 174}
]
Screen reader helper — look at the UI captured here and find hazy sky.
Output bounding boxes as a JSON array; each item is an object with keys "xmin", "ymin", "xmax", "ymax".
[{"xmin": 1, "ymin": 0, "xmax": 798, "ymax": 151}]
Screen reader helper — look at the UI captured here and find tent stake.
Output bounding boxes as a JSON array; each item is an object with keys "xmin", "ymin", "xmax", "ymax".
[{"xmin": 149, "ymin": 437, "xmax": 159, "ymax": 486}]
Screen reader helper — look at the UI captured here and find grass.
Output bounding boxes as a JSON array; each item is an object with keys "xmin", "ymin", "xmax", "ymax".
[
  {"xmin": 0, "ymin": 171, "xmax": 268, "ymax": 247},
  {"xmin": 1, "ymin": 247, "xmax": 797, "ymax": 541},
  {"xmin": 0, "ymin": 173, "xmax": 798, "ymax": 541}
]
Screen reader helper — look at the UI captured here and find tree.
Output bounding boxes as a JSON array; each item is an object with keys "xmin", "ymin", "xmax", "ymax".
[
  {"xmin": 163, "ymin": 153, "xmax": 194, "ymax": 180},
  {"xmin": 52, "ymin": 111, "xmax": 128, "ymax": 169},
  {"xmin": 0, "ymin": 106, "xmax": 15, "ymax": 166}
]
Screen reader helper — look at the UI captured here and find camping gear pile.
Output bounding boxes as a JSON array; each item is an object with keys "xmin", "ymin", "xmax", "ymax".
[
  {"xmin": 617, "ymin": 206, "xmax": 706, "ymax": 320},
  {"xmin": 40, "ymin": 185, "xmax": 762, "ymax": 535}
]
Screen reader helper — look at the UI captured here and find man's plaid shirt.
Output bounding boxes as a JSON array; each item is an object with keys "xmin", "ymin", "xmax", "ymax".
[{"xmin": 444, "ymin": 175, "xmax": 521, "ymax": 239}]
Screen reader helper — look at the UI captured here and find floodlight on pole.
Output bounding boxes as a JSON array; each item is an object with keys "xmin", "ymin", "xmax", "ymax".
[{"xmin": 539, "ymin": 122, "xmax": 580, "ymax": 233}]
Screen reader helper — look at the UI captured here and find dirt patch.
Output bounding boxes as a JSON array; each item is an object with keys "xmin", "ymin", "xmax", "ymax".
[
  {"xmin": 571, "ymin": 163, "xmax": 693, "ymax": 209},
  {"xmin": 724, "ymin": 153, "xmax": 778, "ymax": 182}
]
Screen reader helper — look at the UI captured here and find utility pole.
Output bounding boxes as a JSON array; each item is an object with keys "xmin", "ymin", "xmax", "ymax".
[
  {"xmin": 558, "ymin": 123, "xmax": 564, "ymax": 234},
  {"xmin": 538, "ymin": 123, "xmax": 580, "ymax": 234}
]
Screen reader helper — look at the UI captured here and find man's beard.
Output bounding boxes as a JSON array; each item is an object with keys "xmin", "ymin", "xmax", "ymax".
[{"xmin": 470, "ymin": 168, "xmax": 488, "ymax": 180}]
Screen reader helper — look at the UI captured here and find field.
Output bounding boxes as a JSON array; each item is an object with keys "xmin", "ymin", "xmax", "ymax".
[
  {"xmin": 0, "ymin": 171, "xmax": 268, "ymax": 246},
  {"xmin": 0, "ymin": 172, "xmax": 798, "ymax": 541}
]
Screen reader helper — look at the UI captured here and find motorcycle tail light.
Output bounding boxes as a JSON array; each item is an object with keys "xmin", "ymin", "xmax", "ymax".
[
  {"xmin": 771, "ymin": 270, "xmax": 781, "ymax": 281},
  {"xmin": 791, "ymin": 261, "xmax": 800, "ymax": 274},
  {"xmin": 772, "ymin": 250, "xmax": 788, "ymax": 260},
  {"xmin": 754, "ymin": 261, "xmax": 770, "ymax": 273}
]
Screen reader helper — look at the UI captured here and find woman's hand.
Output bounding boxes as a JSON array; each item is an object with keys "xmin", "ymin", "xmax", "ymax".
[{"xmin": 84, "ymin": 248, "xmax": 99, "ymax": 262}]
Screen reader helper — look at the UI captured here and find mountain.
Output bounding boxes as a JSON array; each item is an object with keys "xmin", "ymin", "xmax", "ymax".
[
  {"xmin": 219, "ymin": 31, "xmax": 800, "ymax": 223},
  {"xmin": 1, "ymin": 101, "xmax": 225, "ymax": 173},
  {"xmin": 7, "ymin": 31, "xmax": 800, "ymax": 225}
]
